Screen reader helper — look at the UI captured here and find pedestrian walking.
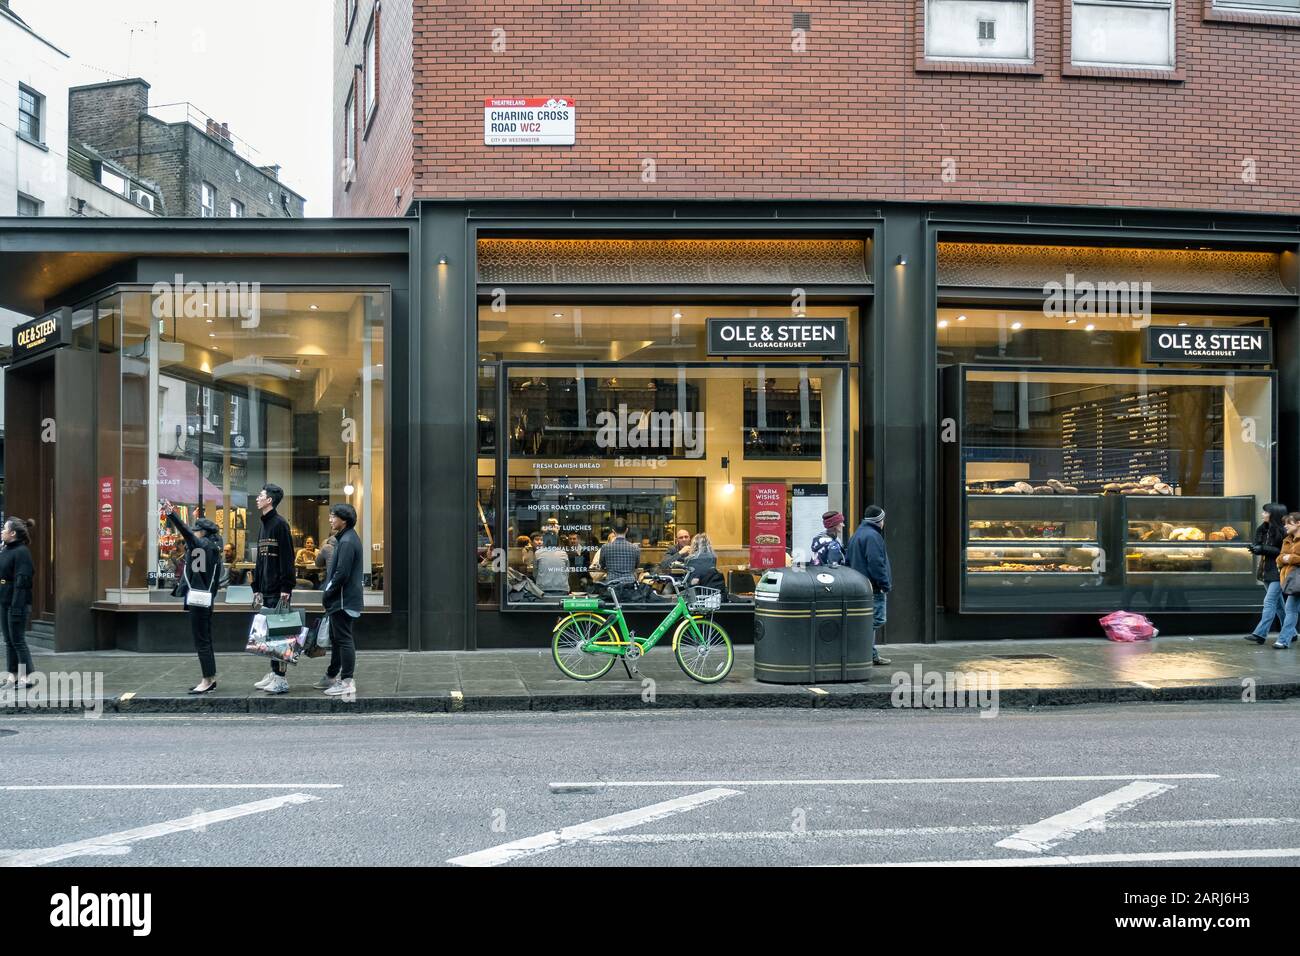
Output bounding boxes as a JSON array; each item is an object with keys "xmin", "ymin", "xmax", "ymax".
[
  {"xmin": 162, "ymin": 501, "xmax": 224, "ymax": 692},
  {"xmin": 0, "ymin": 517, "xmax": 36, "ymax": 689},
  {"xmin": 315, "ymin": 503, "xmax": 363, "ymax": 697},
  {"xmin": 250, "ymin": 484, "xmax": 296, "ymax": 694},
  {"xmin": 810, "ymin": 511, "xmax": 847, "ymax": 566},
  {"xmin": 1272, "ymin": 512, "xmax": 1300, "ymax": 649},
  {"xmin": 844, "ymin": 505, "xmax": 892, "ymax": 666},
  {"xmin": 1246, "ymin": 502, "xmax": 1288, "ymax": 645}
]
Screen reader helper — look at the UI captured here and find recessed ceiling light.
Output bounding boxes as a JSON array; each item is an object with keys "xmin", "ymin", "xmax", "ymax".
[
  {"xmin": 309, "ymin": 304, "xmax": 318, "ymax": 311},
  {"xmin": 208, "ymin": 333, "xmax": 216, "ymax": 338},
  {"xmin": 672, "ymin": 311, "xmax": 682, "ymax": 319},
  {"xmin": 1066, "ymin": 318, "xmax": 1078, "ymax": 325},
  {"xmin": 937, "ymin": 319, "xmax": 949, "ymax": 329},
  {"xmin": 539, "ymin": 338, "xmax": 545, "ymax": 345},
  {"xmin": 956, "ymin": 314, "xmax": 967, "ymax": 322},
  {"xmin": 206, "ymin": 318, "xmax": 213, "ymax": 324},
  {"xmin": 1010, "ymin": 321, "xmax": 1022, "ymax": 331},
  {"xmin": 1085, "ymin": 324, "xmax": 1096, "ymax": 332},
  {"xmin": 1178, "ymin": 322, "xmax": 1188, "ymax": 327},
  {"xmin": 552, "ymin": 312, "xmax": 563, "ymax": 319}
]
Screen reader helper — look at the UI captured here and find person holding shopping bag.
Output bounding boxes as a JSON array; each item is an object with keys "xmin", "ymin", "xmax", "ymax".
[
  {"xmin": 314, "ymin": 503, "xmax": 363, "ymax": 697},
  {"xmin": 251, "ymin": 484, "xmax": 297, "ymax": 694},
  {"xmin": 162, "ymin": 501, "xmax": 224, "ymax": 693}
]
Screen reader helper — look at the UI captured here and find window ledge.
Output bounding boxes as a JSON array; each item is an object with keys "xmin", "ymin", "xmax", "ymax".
[
  {"xmin": 1063, "ymin": 63, "xmax": 1186, "ymax": 82},
  {"xmin": 1203, "ymin": 2, "xmax": 1300, "ymax": 27},
  {"xmin": 915, "ymin": 57, "xmax": 1044, "ymax": 76},
  {"xmin": 364, "ymin": 102, "xmax": 378, "ymax": 140},
  {"xmin": 15, "ymin": 130, "xmax": 48, "ymax": 151}
]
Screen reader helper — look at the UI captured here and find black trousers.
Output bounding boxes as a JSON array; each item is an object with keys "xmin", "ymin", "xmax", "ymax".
[
  {"xmin": 326, "ymin": 610, "xmax": 356, "ymax": 681},
  {"xmin": 188, "ymin": 605, "xmax": 216, "ymax": 678},
  {"xmin": 1, "ymin": 602, "xmax": 32, "ymax": 676}
]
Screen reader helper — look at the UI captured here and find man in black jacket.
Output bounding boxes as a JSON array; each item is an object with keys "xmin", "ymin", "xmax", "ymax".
[
  {"xmin": 251, "ymin": 483, "xmax": 297, "ymax": 694},
  {"xmin": 317, "ymin": 503, "xmax": 363, "ymax": 698}
]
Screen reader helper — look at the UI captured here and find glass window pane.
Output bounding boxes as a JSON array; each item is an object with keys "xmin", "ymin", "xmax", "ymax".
[
  {"xmin": 1073, "ymin": 2, "xmax": 1172, "ymax": 68},
  {"xmin": 926, "ymin": 0, "xmax": 1032, "ymax": 60}
]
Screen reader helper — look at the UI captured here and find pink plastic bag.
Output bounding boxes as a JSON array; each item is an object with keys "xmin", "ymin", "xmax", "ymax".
[{"xmin": 1099, "ymin": 611, "xmax": 1158, "ymax": 642}]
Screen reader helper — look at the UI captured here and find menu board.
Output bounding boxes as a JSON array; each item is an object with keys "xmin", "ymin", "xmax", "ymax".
[{"xmin": 1061, "ymin": 390, "xmax": 1172, "ymax": 490}]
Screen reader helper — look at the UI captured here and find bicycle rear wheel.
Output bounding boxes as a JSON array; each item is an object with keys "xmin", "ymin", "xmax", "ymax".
[
  {"xmin": 552, "ymin": 613, "xmax": 618, "ymax": 680},
  {"xmin": 673, "ymin": 616, "xmax": 733, "ymax": 683}
]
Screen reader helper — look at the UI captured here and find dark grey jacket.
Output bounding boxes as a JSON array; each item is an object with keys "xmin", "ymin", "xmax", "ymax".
[{"xmin": 322, "ymin": 527, "xmax": 364, "ymax": 614}]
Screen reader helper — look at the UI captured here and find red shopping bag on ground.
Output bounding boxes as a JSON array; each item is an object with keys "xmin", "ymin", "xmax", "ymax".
[{"xmin": 1099, "ymin": 611, "xmax": 1158, "ymax": 642}]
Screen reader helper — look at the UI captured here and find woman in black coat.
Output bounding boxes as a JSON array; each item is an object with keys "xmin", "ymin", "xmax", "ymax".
[
  {"xmin": 0, "ymin": 517, "xmax": 36, "ymax": 689},
  {"xmin": 1247, "ymin": 502, "xmax": 1289, "ymax": 644},
  {"xmin": 163, "ymin": 501, "xmax": 224, "ymax": 693}
]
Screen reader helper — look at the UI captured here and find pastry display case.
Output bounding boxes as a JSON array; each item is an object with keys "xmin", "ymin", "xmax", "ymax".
[{"xmin": 1123, "ymin": 495, "xmax": 1257, "ymax": 583}]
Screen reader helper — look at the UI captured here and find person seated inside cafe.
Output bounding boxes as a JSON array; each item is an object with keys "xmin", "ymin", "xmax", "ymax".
[
  {"xmin": 296, "ymin": 536, "xmax": 319, "ymax": 567},
  {"xmin": 534, "ymin": 530, "xmax": 571, "ymax": 596}
]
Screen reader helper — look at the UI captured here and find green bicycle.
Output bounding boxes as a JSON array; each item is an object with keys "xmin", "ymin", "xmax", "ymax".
[{"xmin": 551, "ymin": 573, "xmax": 734, "ymax": 683}]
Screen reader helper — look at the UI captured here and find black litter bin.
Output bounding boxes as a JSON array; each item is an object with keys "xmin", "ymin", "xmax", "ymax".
[{"xmin": 753, "ymin": 566, "xmax": 874, "ymax": 683}]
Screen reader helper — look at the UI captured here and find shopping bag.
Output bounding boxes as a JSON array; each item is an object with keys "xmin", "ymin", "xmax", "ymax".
[
  {"xmin": 1099, "ymin": 610, "xmax": 1158, "ymax": 642},
  {"xmin": 246, "ymin": 612, "xmax": 309, "ymax": 664},
  {"xmin": 301, "ymin": 616, "xmax": 331, "ymax": 658},
  {"xmin": 262, "ymin": 608, "xmax": 306, "ymax": 636}
]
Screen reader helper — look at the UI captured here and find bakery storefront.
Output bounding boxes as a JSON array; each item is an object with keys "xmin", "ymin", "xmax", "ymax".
[
  {"xmin": 471, "ymin": 238, "xmax": 869, "ymax": 645},
  {"xmin": 936, "ymin": 242, "xmax": 1290, "ymax": 638}
]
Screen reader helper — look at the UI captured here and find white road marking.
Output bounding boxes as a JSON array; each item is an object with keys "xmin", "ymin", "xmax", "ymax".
[
  {"xmin": 549, "ymin": 773, "xmax": 1218, "ymax": 792},
  {"xmin": 1, "ymin": 792, "xmax": 319, "ymax": 866},
  {"xmin": 995, "ymin": 781, "xmax": 1174, "ymax": 853},
  {"xmin": 447, "ymin": 787, "xmax": 741, "ymax": 867},
  {"xmin": 843, "ymin": 847, "xmax": 1300, "ymax": 867},
  {"xmin": 0, "ymin": 783, "xmax": 343, "ymax": 791},
  {"xmin": 584, "ymin": 817, "xmax": 1300, "ymax": 844}
]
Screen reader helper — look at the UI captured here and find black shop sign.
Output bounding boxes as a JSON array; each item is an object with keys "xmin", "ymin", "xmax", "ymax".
[
  {"xmin": 1143, "ymin": 326, "xmax": 1272, "ymax": 365},
  {"xmin": 707, "ymin": 317, "xmax": 848, "ymax": 356},
  {"xmin": 11, "ymin": 309, "xmax": 71, "ymax": 361}
]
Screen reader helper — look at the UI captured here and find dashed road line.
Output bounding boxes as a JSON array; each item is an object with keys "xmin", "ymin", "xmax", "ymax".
[
  {"xmin": 995, "ymin": 781, "xmax": 1174, "ymax": 853},
  {"xmin": 549, "ymin": 773, "xmax": 1218, "ymax": 792}
]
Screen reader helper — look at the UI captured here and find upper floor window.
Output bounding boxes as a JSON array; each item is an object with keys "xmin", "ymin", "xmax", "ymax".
[
  {"xmin": 343, "ymin": 86, "xmax": 357, "ymax": 182},
  {"xmin": 230, "ymin": 199, "xmax": 245, "ymax": 218},
  {"xmin": 363, "ymin": 9, "xmax": 378, "ymax": 123},
  {"xmin": 1213, "ymin": 0, "xmax": 1299, "ymax": 9},
  {"xmin": 1072, "ymin": 0, "xmax": 1175, "ymax": 69},
  {"xmin": 925, "ymin": 0, "xmax": 1033, "ymax": 62},
  {"xmin": 17, "ymin": 85, "xmax": 44, "ymax": 142},
  {"xmin": 200, "ymin": 182, "xmax": 216, "ymax": 218},
  {"xmin": 16, "ymin": 193, "xmax": 42, "ymax": 217}
]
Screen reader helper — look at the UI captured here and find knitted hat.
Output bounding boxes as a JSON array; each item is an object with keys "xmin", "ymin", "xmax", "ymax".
[
  {"xmin": 822, "ymin": 511, "xmax": 845, "ymax": 530},
  {"xmin": 863, "ymin": 506, "xmax": 885, "ymax": 527}
]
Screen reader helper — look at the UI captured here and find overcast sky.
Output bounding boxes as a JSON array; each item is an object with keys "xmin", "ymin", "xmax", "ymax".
[{"xmin": 18, "ymin": 0, "xmax": 333, "ymax": 216}]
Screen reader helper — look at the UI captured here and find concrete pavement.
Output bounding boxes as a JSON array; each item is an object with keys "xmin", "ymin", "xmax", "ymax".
[{"xmin": 5, "ymin": 633, "xmax": 1299, "ymax": 714}]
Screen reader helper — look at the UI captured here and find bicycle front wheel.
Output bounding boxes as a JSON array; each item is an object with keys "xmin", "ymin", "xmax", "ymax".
[
  {"xmin": 673, "ymin": 616, "xmax": 734, "ymax": 683},
  {"xmin": 552, "ymin": 613, "xmax": 618, "ymax": 681}
]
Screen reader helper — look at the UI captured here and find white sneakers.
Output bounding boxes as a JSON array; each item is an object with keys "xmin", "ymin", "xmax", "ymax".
[
  {"xmin": 254, "ymin": 673, "xmax": 276, "ymax": 690},
  {"xmin": 313, "ymin": 675, "xmax": 337, "ymax": 690},
  {"xmin": 263, "ymin": 675, "xmax": 290, "ymax": 695},
  {"xmin": 323, "ymin": 678, "xmax": 355, "ymax": 698}
]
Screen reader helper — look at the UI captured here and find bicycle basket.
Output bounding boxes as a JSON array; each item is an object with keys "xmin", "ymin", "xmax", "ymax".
[
  {"xmin": 562, "ymin": 597, "xmax": 602, "ymax": 612},
  {"xmin": 687, "ymin": 586, "xmax": 722, "ymax": 612}
]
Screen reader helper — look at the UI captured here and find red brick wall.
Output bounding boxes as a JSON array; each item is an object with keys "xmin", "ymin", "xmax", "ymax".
[
  {"xmin": 382, "ymin": 0, "xmax": 1300, "ymax": 213},
  {"xmin": 333, "ymin": 0, "xmax": 414, "ymax": 217}
]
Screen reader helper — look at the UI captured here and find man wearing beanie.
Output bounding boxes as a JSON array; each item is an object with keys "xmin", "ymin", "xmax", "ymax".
[
  {"xmin": 845, "ymin": 505, "xmax": 892, "ymax": 665},
  {"xmin": 810, "ymin": 511, "xmax": 846, "ymax": 566}
]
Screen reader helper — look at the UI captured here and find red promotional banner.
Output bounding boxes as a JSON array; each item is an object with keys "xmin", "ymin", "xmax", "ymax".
[
  {"xmin": 748, "ymin": 482, "xmax": 787, "ymax": 570},
  {"xmin": 98, "ymin": 476, "xmax": 114, "ymax": 561}
]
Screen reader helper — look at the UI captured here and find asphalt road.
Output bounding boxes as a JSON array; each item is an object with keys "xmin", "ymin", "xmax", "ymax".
[{"xmin": 2, "ymin": 701, "xmax": 1298, "ymax": 867}]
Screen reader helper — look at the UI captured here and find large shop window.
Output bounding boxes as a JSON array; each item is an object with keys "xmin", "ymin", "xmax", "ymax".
[
  {"xmin": 493, "ymin": 364, "xmax": 847, "ymax": 609},
  {"xmin": 946, "ymin": 366, "xmax": 1274, "ymax": 612},
  {"xmin": 91, "ymin": 288, "xmax": 387, "ymax": 606}
]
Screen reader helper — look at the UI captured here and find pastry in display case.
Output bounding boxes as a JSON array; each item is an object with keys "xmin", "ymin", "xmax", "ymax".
[
  {"xmin": 966, "ymin": 545, "xmax": 1101, "ymax": 575},
  {"xmin": 964, "ymin": 494, "xmax": 1103, "ymax": 579},
  {"xmin": 1122, "ymin": 495, "xmax": 1256, "ymax": 582}
]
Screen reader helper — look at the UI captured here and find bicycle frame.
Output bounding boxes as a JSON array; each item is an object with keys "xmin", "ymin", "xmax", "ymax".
[{"xmin": 569, "ymin": 584, "xmax": 708, "ymax": 656}]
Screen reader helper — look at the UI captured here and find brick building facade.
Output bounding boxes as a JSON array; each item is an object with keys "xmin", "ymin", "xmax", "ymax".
[
  {"xmin": 71, "ymin": 78, "xmax": 306, "ymax": 218},
  {"xmin": 335, "ymin": 0, "xmax": 1300, "ymax": 215}
]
